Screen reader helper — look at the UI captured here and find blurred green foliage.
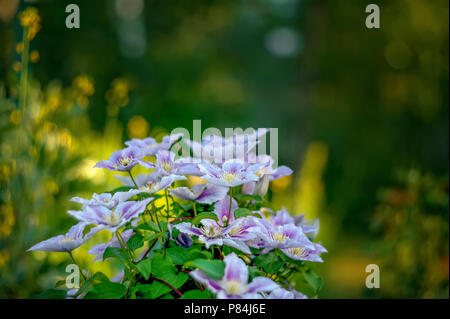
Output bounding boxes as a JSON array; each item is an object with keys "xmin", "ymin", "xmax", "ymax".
[{"xmin": 0, "ymin": 0, "xmax": 448, "ymax": 298}]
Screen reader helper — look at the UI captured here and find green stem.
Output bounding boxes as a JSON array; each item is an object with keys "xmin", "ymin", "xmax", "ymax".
[
  {"xmin": 68, "ymin": 251, "xmax": 86, "ymax": 281},
  {"xmin": 152, "ymin": 202, "xmax": 162, "ymax": 232},
  {"xmin": 116, "ymin": 230, "xmax": 134, "ymax": 263},
  {"xmin": 146, "ymin": 208, "xmax": 154, "ymax": 222},
  {"xmin": 164, "ymin": 188, "xmax": 171, "ymax": 219},
  {"xmin": 193, "ymin": 201, "xmax": 198, "ymax": 217},
  {"xmin": 128, "ymin": 170, "xmax": 138, "ymax": 188},
  {"xmin": 225, "ymin": 187, "xmax": 234, "ymax": 227}
]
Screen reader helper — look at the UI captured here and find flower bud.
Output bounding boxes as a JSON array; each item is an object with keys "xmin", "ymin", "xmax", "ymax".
[
  {"xmin": 175, "ymin": 233, "xmax": 193, "ymax": 248},
  {"xmin": 254, "ymin": 174, "xmax": 270, "ymax": 197}
]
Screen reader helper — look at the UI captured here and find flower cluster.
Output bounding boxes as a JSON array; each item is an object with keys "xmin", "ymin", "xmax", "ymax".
[{"xmin": 28, "ymin": 130, "xmax": 326, "ymax": 299}]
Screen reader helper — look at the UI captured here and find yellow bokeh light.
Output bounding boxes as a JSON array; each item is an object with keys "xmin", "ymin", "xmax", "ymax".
[{"xmin": 127, "ymin": 115, "xmax": 149, "ymax": 139}]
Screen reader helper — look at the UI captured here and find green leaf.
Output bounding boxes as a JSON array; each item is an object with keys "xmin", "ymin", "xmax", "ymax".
[
  {"xmin": 233, "ymin": 208, "xmax": 261, "ymax": 219},
  {"xmin": 33, "ymin": 289, "xmax": 67, "ymax": 299},
  {"xmin": 103, "ymin": 247, "xmax": 127, "ymax": 262},
  {"xmin": 136, "ymin": 259, "xmax": 152, "ymax": 280},
  {"xmin": 182, "ymin": 289, "xmax": 212, "ymax": 299},
  {"xmin": 192, "ymin": 259, "xmax": 224, "ymax": 280},
  {"xmin": 144, "ymin": 232, "xmax": 163, "ymax": 242},
  {"xmin": 191, "ymin": 212, "xmax": 219, "ymax": 225},
  {"xmin": 127, "ymin": 233, "xmax": 144, "ymax": 251},
  {"xmin": 151, "ymin": 253, "xmax": 176, "ymax": 278},
  {"xmin": 164, "ymin": 272, "xmax": 189, "ymax": 290},
  {"xmin": 92, "ymin": 272, "xmax": 110, "ymax": 282},
  {"xmin": 166, "ymin": 246, "xmax": 189, "ymax": 265},
  {"xmin": 147, "ymin": 281, "xmax": 172, "ymax": 299},
  {"xmin": 84, "ymin": 282, "xmax": 127, "ymax": 299},
  {"xmin": 186, "ymin": 248, "xmax": 212, "ymax": 260},
  {"xmin": 133, "ymin": 283, "xmax": 153, "ymax": 299},
  {"xmin": 235, "ymin": 194, "xmax": 263, "ymax": 203},
  {"xmin": 146, "ymin": 221, "xmax": 162, "ymax": 233},
  {"xmin": 253, "ymin": 251, "xmax": 278, "ymax": 272},
  {"xmin": 301, "ymin": 268, "xmax": 323, "ymax": 294},
  {"xmin": 135, "ymin": 224, "xmax": 155, "ymax": 232}
]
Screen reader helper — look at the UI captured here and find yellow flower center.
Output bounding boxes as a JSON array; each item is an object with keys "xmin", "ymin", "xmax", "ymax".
[
  {"xmin": 229, "ymin": 226, "xmax": 243, "ymax": 236},
  {"xmin": 255, "ymin": 169, "xmax": 264, "ymax": 177},
  {"xmin": 200, "ymin": 225, "xmax": 222, "ymax": 238},
  {"xmin": 222, "ymin": 173, "xmax": 236, "ymax": 183},
  {"xmin": 272, "ymin": 232, "xmax": 286, "ymax": 242},
  {"xmin": 223, "ymin": 280, "xmax": 247, "ymax": 296},
  {"xmin": 119, "ymin": 157, "xmax": 133, "ymax": 167},
  {"xmin": 102, "ymin": 212, "xmax": 121, "ymax": 226},
  {"xmin": 140, "ymin": 182, "xmax": 156, "ymax": 193},
  {"xmin": 161, "ymin": 162, "xmax": 173, "ymax": 173},
  {"xmin": 288, "ymin": 247, "xmax": 308, "ymax": 257}
]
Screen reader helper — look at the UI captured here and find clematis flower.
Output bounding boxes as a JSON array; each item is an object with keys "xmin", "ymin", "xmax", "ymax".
[
  {"xmin": 125, "ymin": 133, "xmax": 184, "ymax": 157},
  {"xmin": 190, "ymin": 252, "xmax": 279, "ymax": 299},
  {"xmin": 248, "ymin": 218, "xmax": 316, "ymax": 253},
  {"xmin": 125, "ymin": 137, "xmax": 159, "ymax": 156},
  {"xmin": 68, "ymin": 198, "xmax": 153, "ymax": 234},
  {"xmin": 139, "ymin": 150, "xmax": 200, "ymax": 176},
  {"xmin": 242, "ymin": 154, "xmax": 293, "ymax": 197},
  {"xmin": 198, "ymin": 159, "xmax": 263, "ymax": 188},
  {"xmin": 114, "ymin": 171, "xmax": 186, "ymax": 193},
  {"xmin": 190, "ymin": 129, "xmax": 268, "ymax": 164},
  {"xmin": 281, "ymin": 242, "xmax": 327, "ymax": 262},
  {"xmin": 169, "ymin": 184, "xmax": 229, "ymax": 205},
  {"xmin": 88, "ymin": 229, "xmax": 134, "ymax": 261},
  {"xmin": 158, "ymin": 132, "xmax": 185, "ymax": 151},
  {"xmin": 70, "ymin": 189, "xmax": 141, "ymax": 209},
  {"xmin": 27, "ymin": 222, "xmax": 91, "ymax": 252},
  {"xmin": 264, "ymin": 287, "xmax": 308, "ymax": 299},
  {"xmin": 174, "ymin": 216, "xmax": 258, "ymax": 254},
  {"xmin": 175, "ymin": 233, "xmax": 193, "ymax": 249},
  {"xmin": 94, "ymin": 146, "xmax": 143, "ymax": 172},
  {"xmin": 267, "ymin": 207, "xmax": 320, "ymax": 238},
  {"xmin": 212, "ymin": 195, "xmax": 238, "ymax": 226}
]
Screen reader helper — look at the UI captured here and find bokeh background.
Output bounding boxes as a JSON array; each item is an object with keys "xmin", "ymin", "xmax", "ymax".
[{"xmin": 0, "ymin": 0, "xmax": 448, "ymax": 298}]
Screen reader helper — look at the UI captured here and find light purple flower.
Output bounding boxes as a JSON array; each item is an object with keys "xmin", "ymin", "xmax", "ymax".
[
  {"xmin": 265, "ymin": 287, "xmax": 308, "ymax": 299},
  {"xmin": 199, "ymin": 159, "xmax": 263, "ymax": 187},
  {"xmin": 250, "ymin": 209, "xmax": 326, "ymax": 262},
  {"xmin": 190, "ymin": 252, "xmax": 279, "ymax": 299},
  {"xmin": 174, "ymin": 216, "xmax": 258, "ymax": 254},
  {"xmin": 70, "ymin": 189, "xmax": 141, "ymax": 209},
  {"xmin": 114, "ymin": 171, "xmax": 186, "ymax": 193},
  {"xmin": 190, "ymin": 129, "xmax": 268, "ymax": 164},
  {"xmin": 94, "ymin": 147, "xmax": 143, "ymax": 172},
  {"xmin": 158, "ymin": 133, "xmax": 185, "ymax": 151},
  {"xmin": 88, "ymin": 229, "xmax": 134, "ymax": 261},
  {"xmin": 281, "ymin": 242, "xmax": 327, "ymax": 262},
  {"xmin": 125, "ymin": 137, "xmax": 159, "ymax": 156},
  {"xmin": 269, "ymin": 207, "xmax": 320, "ymax": 238},
  {"xmin": 242, "ymin": 154, "xmax": 293, "ymax": 197},
  {"xmin": 27, "ymin": 222, "xmax": 91, "ymax": 252},
  {"xmin": 169, "ymin": 183, "xmax": 229, "ymax": 205},
  {"xmin": 139, "ymin": 150, "xmax": 200, "ymax": 176},
  {"xmin": 124, "ymin": 133, "xmax": 184, "ymax": 157},
  {"xmin": 68, "ymin": 198, "xmax": 153, "ymax": 234},
  {"xmin": 248, "ymin": 218, "xmax": 316, "ymax": 252},
  {"xmin": 213, "ymin": 195, "xmax": 238, "ymax": 226},
  {"xmin": 175, "ymin": 233, "xmax": 193, "ymax": 249}
]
